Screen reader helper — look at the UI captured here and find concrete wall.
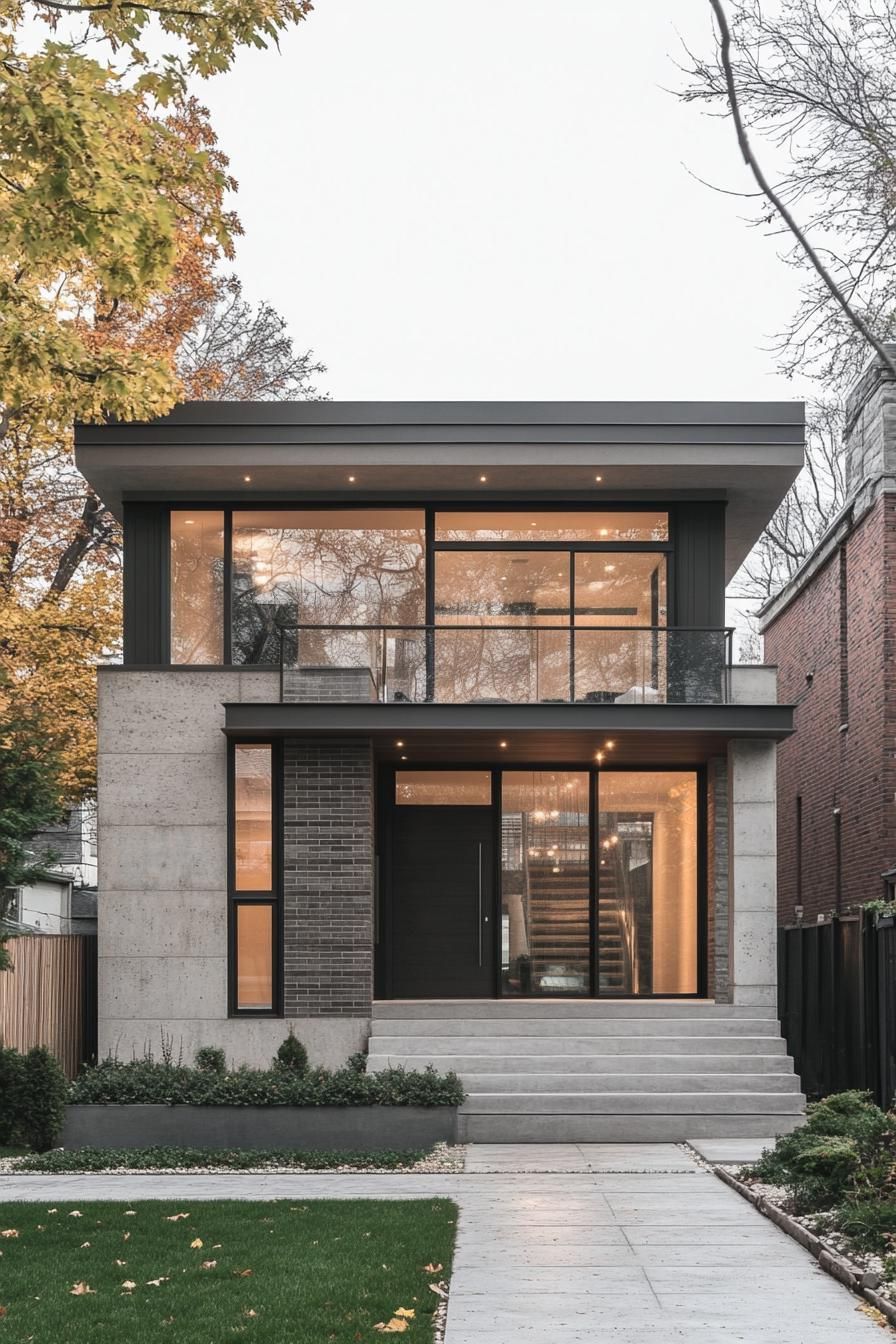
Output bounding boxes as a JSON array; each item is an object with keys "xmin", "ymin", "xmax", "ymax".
[
  {"xmin": 728, "ymin": 738, "xmax": 778, "ymax": 1009},
  {"xmin": 96, "ymin": 668, "xmax": 369, "ymax": 1069}
]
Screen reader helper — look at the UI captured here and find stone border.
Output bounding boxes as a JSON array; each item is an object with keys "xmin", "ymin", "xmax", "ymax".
[
  {"xmin": 61, "ymin": 1104, "xmax": 458, "ymax": 1152},
  {"xmin": 713, "ymin": 1164, "xmax": 896, "ymax": 1329}
]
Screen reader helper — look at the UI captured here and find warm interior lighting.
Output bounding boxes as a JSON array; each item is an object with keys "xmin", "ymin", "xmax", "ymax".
[
  {"xmin": 395, "ymin": 770, "xmax": 491, "ymax": 806},
  {"xmin": 595, "ymin": 751, "xmax": 605, "ymax": 763},
  {"xmin": 605, "ymin": 740, "xmax": 616, "ymax": 749},
  {"xmin": 396, "ymin": 740, "xmax": 404, "ymax": 748},
  {"xmin": 348, "ymin": 475, "xmax": 356, "ymax": 482},
  {"xmin": 400, "ymin": 754, "xmax": 408, "ymax": 761},
  {"xmin": 479, "ymin": 475, "xmax": 488, "ymax": 482},
  {"xmin": 595, "ymin": 475, "xmax": 603, "ymax": 482},
  {"xmin": 184, "ymin": 519, "xmax": 195, "ymax": 526},
  {"xmin": 499, "ymin": 740, "xmax": 508, "ymax": 748},
  {"xmin": 244, "ymin": 475, "xmax": 252, "ymax": 482}
]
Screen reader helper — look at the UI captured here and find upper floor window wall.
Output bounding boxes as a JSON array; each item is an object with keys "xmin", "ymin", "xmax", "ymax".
[{"xmin": 168, "ymin": 507, "xmax": 671, "ymax": 667}]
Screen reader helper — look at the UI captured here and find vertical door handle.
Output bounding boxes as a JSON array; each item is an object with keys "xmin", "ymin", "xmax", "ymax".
[{"xmin": 477, "ymin": 842, "xmax": 483, "ymax": 967}]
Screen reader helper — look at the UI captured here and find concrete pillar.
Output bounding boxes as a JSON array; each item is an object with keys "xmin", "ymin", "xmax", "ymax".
[{"xmin": 728, "ymin": 738, "xmax": 778, "ymax": 1009}]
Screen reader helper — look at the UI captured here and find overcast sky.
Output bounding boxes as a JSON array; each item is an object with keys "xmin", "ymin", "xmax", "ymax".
[{"xmin": 201, "ymin": 0, "xmax": 809, "ymax": 405}]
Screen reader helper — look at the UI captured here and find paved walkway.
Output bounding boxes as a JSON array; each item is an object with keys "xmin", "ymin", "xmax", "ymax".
[{"xmin": 0, "ymin": 1145, "xmax": 885, "ymax": 1343}]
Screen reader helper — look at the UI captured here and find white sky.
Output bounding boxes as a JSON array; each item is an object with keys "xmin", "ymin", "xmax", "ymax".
[{"xmin": 202, "ymin": 0, "xmax": 810, "ymax": 405}]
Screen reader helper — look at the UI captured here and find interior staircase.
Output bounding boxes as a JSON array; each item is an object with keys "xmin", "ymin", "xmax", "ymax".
[{"xmin": 367, "ymin": 1000, "xmax": 806, "ymax": 1142}]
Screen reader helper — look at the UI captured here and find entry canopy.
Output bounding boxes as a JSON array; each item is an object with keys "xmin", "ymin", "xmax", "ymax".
[{"xmin": 75, "ymin": 399, "xmax": 804, "ymax": 581}]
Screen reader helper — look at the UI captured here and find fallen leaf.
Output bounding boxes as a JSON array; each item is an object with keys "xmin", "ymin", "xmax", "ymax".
[
  {"xmin": 115, "ymin": 1260, "xmax": 127, "ymax": 1267},
  {"xmin": 47, "ymin": 1209, "xmax": 58, "ymax": 1214},
  {"xmin": 80, "ymin": 1242, "xmax": 91, "ymax": 1249},
  {"xmin": 373, "ymin": 1320, "xmax": 408, "ymax": 1334},
  {"xmin": 165, "ymin": 1213, "xmax": 189, "ymax": 1222},
  {"xmin": 36, "ymin": 1226, "xmax": 45, "ymax": 1232},
  {"xmin": 123, "ymin": 1211, "xmax": 136, "ymax": 1217},
  {"xmin": 242, "ymin": 1309, "xmax": 258, "ymax": 1319},
  {"xmin": 190, "ymin": 1238, "xmax": 203, "ymax": 1249},
  {"xmin": 145, "ymin": 1277, "xmax": 170, "ymax": 1287},
  {"xmin": 428, "ymin": 1281, "xmax": 448, "ymax": 1299},
  {"xmin": 233, "ymin": 1268, "xmax": 253, "ymax": 1278},
  {"xmin": 69, "ymin": 1282, "xmax": 95, "ymax": 1296},
  {"xmin": 121, "ymin": 1281, "xmax": 137, "ymax": 1292},
  {"xmin": 212, "ymin": 1243, "xmax": 221, "ymax": 1249},
  {"xmin": 200, "ymin": 1260, "xmax": 217, "ymax": 1270},
  {"xmin": 122, "ymin": 1233, "xmax": 131, "ymax": 1242},
  {"xmin": 68, "ymin": 1211, "xmax": 82, "ymax": 1219},
  {"xmin": 0, "ymin": 1231, "xmax": 18, "ymax": 1239},
  {"xmin": 0, "ymin": 1307, "xmax": 6, "ymax": 1318},
  {"xmin": 394, "ymin": 1308, "xmax": 415, "ymax": 1319},
  {"xmin": 423, "ymin": 1263, "xmax": 442, "ymax": 1274},
  {"xmin": 162, "ymin": 1317, "xmax": 175, "ymax": 1326}
]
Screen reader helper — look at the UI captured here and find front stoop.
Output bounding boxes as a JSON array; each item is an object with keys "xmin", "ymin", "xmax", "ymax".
[{"xmin": 367, "ymin": 999, "xmax": 806, "ymax": 1143}]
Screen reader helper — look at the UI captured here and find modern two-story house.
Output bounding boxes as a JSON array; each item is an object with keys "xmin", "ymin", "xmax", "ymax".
[{"xmin": 75, "ymin": 400, "xmax": 806, "ymax": 1140}]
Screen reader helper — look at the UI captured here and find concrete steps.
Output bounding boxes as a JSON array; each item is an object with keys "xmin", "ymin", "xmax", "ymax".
[{"xmin": 368, "ymin": 999, "xmax": 805, "ymax": 1142}]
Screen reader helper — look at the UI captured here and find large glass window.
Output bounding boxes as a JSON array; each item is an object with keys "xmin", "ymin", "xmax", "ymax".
[
  {"xmin": 436, "ymin": 511, "xmax": 668, "ymax": 542},
  {"xmin": 501, "ymin": 772, "xmax": 591, "ymax": 996},
  {"xmin": 395, "ymin": 771, "xmax": 492, "ymax": 806},
  {"xmin": 573, "ymin": 552, "xmax": 667, "ymax": 704},
  {"xmin": 231, "ymin": 509, "xmax": 425, "ymax": 665},
  {"xmin": 597, "ymin": 772, "xmax": 698, "ymax": 995},
  {"xmin": 170, "ymin": 510, "xmax": 224, "ymax": 664},
  {"xmin": 235, "ymin": 903, "xmax": 274, "ymax": 1010},
  {"xmin": 230, "ymin": 742, "xmax": 279, "ymax": 1015},
  {"xmin": 234, "ymin": 745, "xmax": 273, "ymax": 891}
]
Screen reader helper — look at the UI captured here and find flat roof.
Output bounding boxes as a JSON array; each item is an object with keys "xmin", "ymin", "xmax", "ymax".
[{"xmin": 75, "ymin": 400, "xmax": 804, "ymax": 579}]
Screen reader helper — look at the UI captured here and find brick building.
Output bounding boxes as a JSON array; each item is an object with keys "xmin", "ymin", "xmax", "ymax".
[{"xmin": 761, "ymin": 347, "xmax": 896, "ymax": 926}]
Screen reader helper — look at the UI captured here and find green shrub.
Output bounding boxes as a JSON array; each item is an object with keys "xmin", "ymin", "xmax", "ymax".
[
  {"xmin": 194, "ymin": 1045, "xmax": 226, "ymax": 1074},
  {"xmin": 70, "ymin": 1056, "xmax": 464, "ymax": 1107},
  {"xmin": 0, "ymin": 1045, "xmax": 23, "ymax": 1143},
  {"xmin": 789, "ymin": 1135, "xmax": 863, "ymax": 1211},
  {"xmin": 17, "ymin": 1046, "xmax": 67, "ymax": 1152},
  {"xmin": 805, "ymin": 1090, "xmax": 895, "ymax": 1159},
  {"xmin": 274, "ymin": 1031, "xmax": 308, "ymax": 1075},
  {"xmin": 346, "ymin": 1051, "xmax": 368, "ymax": 1075},
  {"xmin": 834, "ymin": 1197, "xmax": 896, "ymax": 1253}
]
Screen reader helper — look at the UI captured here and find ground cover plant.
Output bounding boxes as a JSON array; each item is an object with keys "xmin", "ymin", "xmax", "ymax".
[
  {"xmin": 750, "ymin": 1091, "xmax": 896, "ymax": 1273},
  {"xmin": 0, "ymin": 1199, "xmax": 456, "ymax": 1343},
  {"xmin": 12, "ymin": 1146, "xmax": 443, "ymax": 1173}
]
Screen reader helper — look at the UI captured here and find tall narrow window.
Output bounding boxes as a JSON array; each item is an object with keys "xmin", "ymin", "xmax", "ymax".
[
  {"xmin": 230, "ymin": 743, "xmax": 279, "ymax": 1014},
  {"xmin": 170, "ymin": 510, "xmax": 224, "ymax": 664}
]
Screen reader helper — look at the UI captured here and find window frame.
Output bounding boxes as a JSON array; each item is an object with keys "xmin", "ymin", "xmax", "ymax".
[{"xmin": 227, "ymin": 739, "xmax": 283, "ymax": 1017}]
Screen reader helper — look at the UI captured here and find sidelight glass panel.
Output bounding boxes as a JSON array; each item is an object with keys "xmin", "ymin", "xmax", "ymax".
[
  {"xmin": 597, "ymin": 772, "xmax": 698, "ymax": 995},
  {"xmin": 231, "ymin": 509, "xmax": 425, "ymax": 665},
  {"xmin": 501, "ymin": 772, "xmax": 590, "ymax": 996},
  {"xmin": 395, "ymin": 771, "xmax": 492, "ymax": 806},
  {"xmin": 435, "ymin": 550, "xmax": 570, "ymax": 702},
  {"xmin": 573, "ymin": 552, "xmax": 667, "ymax": 703},
  {"xmin": 235, "ymin": 902, "xmax": 274, "ymax": 1010},
  {"xmin": 234, "ymin": 745, "xmax": 273, "ymax": 891},
  {"xmin": 170, "ymin": 510, "xmax": 224, "ymax": 664},
  {"xmin": 436, "ymin": 511, "xmax": 668, "ymax": 542}
]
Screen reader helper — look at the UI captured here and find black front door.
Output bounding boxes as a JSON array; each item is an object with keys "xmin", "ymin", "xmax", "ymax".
[{"xmin": 388, "ymin": 805, "xmax": 495, "ymax": 998}]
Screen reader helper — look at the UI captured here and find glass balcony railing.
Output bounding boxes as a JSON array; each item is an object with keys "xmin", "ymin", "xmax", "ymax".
[{"xmin": 278, "ymin": 624, "xmax": 734, "ymax": 705}]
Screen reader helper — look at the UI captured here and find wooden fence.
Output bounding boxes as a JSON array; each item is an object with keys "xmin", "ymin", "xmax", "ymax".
[{"xmin": 0, "ymin": 935, "xmax": 97, "ymax": 1078}]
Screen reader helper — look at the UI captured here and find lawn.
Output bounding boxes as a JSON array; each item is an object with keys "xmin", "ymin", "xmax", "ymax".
[{"xmin": 0, "ymin": 1199, "xmax": 457, "ymax": 1342}]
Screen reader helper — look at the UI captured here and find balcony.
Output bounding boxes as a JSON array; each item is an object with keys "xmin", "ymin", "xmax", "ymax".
[{"xmin": 277, "ymin": 624, "xmax": 734, "ymax": 706}]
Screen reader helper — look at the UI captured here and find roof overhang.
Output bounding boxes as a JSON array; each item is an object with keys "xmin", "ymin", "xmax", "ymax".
[
  {"xmin": 222, "ymin": 701, "xmax": 794, "ymax": 760},
  {"xmin": 75, "ymin": 400, "xmax": 804, "ymax": 580}
]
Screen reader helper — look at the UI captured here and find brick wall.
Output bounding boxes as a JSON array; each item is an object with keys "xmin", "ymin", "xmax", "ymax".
[
  {"xmin": 708, "ymin": 755, "xmax": 730, "ymax": 1001},
  {"xmin": 282, "ymin": 737, "xmax": 374, "ymax": 1015},
  {"xmin": 764, "ymin": 496, "xmax": 893, "ymax": 924}
]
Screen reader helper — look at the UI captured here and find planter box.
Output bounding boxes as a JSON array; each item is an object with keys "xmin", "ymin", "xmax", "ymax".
[{"xmin": 61, "ymin": 1104, "xmax": 458, "ymax": 1152}]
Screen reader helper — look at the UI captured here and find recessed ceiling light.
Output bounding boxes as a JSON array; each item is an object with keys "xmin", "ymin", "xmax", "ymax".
[
  {"xmin": 396, "ymin": 740, "xmax": 404, "ymax": 748},
  {"xmin": 348, "ymin": 475, "xmax": 356, "ymax": 483},
  {"xmin": 499, "ymin": 740, "xmax": 508, "ymax": 749},
  {"xmin": 243, "ymin": 475, "xmax": 252, "ymax": 483},
  {"xmin": 605, "ymin": 740, "xmax": 615, "ymax": 749},
  {"xmin": 479, "ymin": 475, "xmax": 488, "ymax": 483},
  {"xmin": 400, "ymin": 754, "xmax": 408, "ymax": 761},
  {"xmin": 595, "ymin": 751, "xmax": 605, "ymax": 763},
  {"xmin": 595, "ymin": 474, "xmax": 603, "ymax": 482}
]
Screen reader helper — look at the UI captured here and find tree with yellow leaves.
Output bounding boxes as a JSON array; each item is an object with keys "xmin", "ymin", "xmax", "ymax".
[{"xmin": 0, "ymin": 0, "xmax": 318, "ymax": 803}]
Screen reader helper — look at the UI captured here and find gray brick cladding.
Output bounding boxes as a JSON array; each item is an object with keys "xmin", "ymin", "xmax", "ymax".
[
  {"xmin": 282, "ymin": 737, "xmax": 374, "ymax": 1016},
  {"xmin": 709, "ymin": 755, "xmax": 731, "ymax": 1002}
]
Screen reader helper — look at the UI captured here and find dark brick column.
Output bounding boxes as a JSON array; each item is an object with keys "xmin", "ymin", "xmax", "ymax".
[{"xmin": 282, "ymin": 738, "xmax": 374, "ymax": 1016}]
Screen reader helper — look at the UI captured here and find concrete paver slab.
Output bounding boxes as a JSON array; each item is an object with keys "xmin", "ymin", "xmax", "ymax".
[{"xmin": 688, "ymin": 1138, "xmax": 776, "ymax": 1164}]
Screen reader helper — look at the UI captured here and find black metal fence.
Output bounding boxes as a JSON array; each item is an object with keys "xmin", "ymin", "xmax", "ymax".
[{"xmin": 778, "ymin": 913, "xmax": 896, "ymax": 1107}]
